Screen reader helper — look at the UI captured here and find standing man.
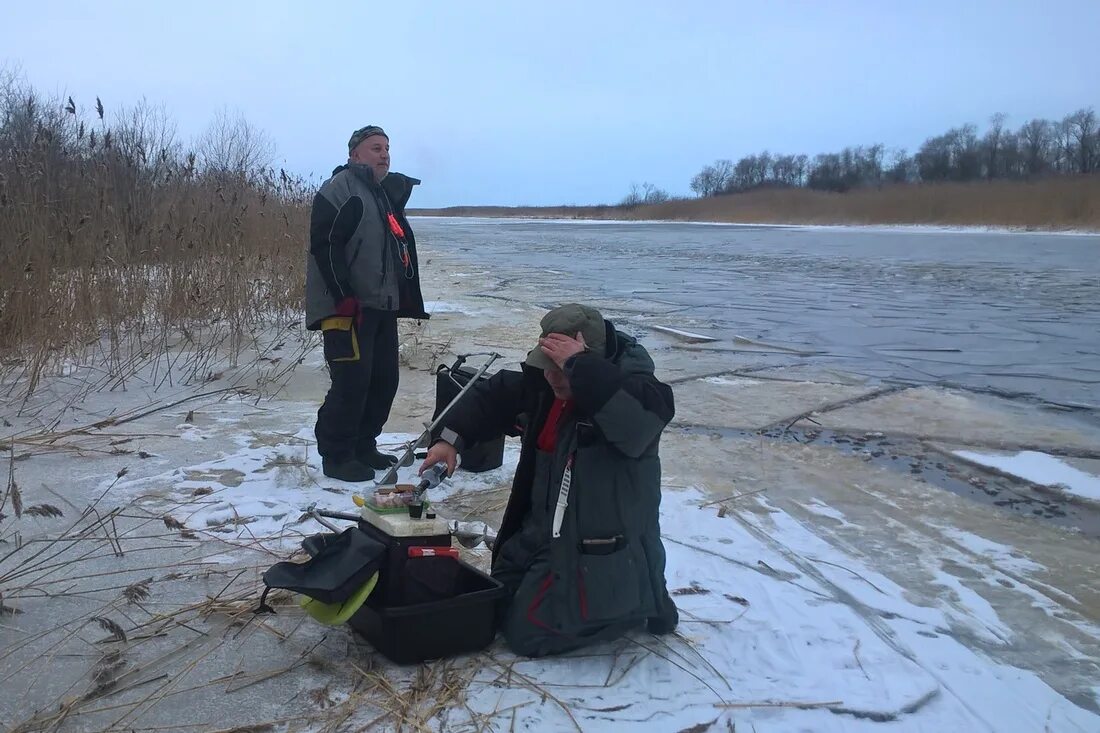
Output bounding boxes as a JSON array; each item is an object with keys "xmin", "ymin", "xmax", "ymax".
[{"xmin": 305, "ymin": 125, "xmax": 429, "ymax": 481}]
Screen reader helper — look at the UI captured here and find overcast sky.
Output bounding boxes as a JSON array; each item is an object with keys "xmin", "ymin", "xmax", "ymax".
[{"xmin": 3, "ymin": 1, "xmax": 1098, "ymax": 207}]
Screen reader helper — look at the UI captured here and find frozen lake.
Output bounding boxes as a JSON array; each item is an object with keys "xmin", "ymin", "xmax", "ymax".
[{"xmin": 414, "ymin": 218, "xmax": 1100, "ymax": 409}]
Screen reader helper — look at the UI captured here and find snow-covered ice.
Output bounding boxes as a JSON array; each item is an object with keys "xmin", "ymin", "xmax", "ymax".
[
  {"xmin": 955, "ymin": 449, "xmax": 1100, "ymax": 503},
  {"xmin": 99, "ymin": 426, "xmax": 1100, "ymax": 731}
]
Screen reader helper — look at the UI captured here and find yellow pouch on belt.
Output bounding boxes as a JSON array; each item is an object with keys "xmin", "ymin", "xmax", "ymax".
[{"xmin": 321, "ymin": 316, "xmax": 359, "ymax": 362}]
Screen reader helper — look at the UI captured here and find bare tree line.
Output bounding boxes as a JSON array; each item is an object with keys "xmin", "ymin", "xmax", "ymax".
[
  {"xmin": 620, "ymin": 181, "xmax": 671, "ymax": 208},
  {"xmin": 691, "ymin": 107, "xmax": 1099, "ymax": 196}
]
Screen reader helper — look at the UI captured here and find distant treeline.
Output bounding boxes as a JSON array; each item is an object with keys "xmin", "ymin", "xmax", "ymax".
[{"xmin": 690, "ymin": 108, "xmax": 1099, "ymax": 196}]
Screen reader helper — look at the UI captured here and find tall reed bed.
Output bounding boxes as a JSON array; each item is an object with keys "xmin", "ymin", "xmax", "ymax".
[{"xmin": 1, "ymin": 74, "xmax": 312, "ymax": 399}]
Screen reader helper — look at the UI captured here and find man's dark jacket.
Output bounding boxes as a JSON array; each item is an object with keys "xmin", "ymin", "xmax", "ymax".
[{"xmin": 434, "ymin": 320, "xmax": 679, "ymax": 655}]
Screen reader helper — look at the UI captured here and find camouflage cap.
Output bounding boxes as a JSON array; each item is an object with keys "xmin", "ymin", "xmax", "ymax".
[
  {"xmin": 525, "ymin": 303, "xmax": 607, "ymax": 370},
  {"xmin": 348, "ymin": 125, "xmax": 388, "ymax": 153}
]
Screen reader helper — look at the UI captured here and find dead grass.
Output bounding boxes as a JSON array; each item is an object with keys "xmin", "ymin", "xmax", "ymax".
[
  {"xmin": 411, "ymin": 176, "xmax": 1100, "ymax": 230},
  {"xmin": 0, "ymin": 78, "xmax": 311, "ymax": 401}
]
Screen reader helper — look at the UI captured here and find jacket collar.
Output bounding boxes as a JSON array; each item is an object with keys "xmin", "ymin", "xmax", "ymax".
[{"xmin": 334, "ymin": 164, "xmax": 421, "ymax": 210}]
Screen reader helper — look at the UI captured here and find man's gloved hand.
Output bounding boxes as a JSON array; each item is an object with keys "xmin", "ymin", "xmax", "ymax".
[{"xmin": 334, "ymin": 296, "xmax": 360, "ymax": 322}]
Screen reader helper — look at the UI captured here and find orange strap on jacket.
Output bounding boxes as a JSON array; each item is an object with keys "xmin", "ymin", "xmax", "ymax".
[{"xmin": 386, "ymin": 212, "xmax": 405, "ymax": 239}]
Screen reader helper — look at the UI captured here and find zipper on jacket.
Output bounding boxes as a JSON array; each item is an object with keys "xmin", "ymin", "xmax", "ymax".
[
  {"xmin": 381, "ymin": 233, "xmax": 398, "ymax": 311},
  {"xmin": 550, "ymin": 425, "xmax": 582, "ymax": 539}
]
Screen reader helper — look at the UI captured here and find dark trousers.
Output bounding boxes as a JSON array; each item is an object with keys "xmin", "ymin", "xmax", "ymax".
[{"xmin": 315, "ymin": 309, "xmax": 399, "ymax": 462}]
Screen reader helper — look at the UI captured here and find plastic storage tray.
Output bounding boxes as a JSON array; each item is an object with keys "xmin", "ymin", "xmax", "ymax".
[{"xmin": 348, "ymin": 557, "xmax": 507, "ymax": 664}]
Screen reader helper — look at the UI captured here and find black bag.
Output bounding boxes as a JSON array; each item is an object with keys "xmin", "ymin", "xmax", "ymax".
[
  {"xmin": 256, "ymin": 527, "xmax": 386, "ymax": 612},
  {"xmin": 434, "ymin": 361, "xmax": 506, "ymax": 473}
]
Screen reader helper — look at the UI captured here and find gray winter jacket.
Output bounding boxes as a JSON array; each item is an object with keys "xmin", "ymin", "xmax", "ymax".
[{"xmin": 304, "ymin": 164, "xmax": 429, "ymax": 329}]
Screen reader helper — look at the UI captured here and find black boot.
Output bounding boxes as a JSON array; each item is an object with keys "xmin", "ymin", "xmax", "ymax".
[
  {"xmin": 322, "ymin": 458, "xmax": 375, "ymax": 482},
  {"xmin": 358, "ymin": 447, "xmax": 399, "ymax": 470}
]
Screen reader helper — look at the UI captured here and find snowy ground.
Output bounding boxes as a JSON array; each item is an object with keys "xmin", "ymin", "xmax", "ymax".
[
  {"xmin": 106, "ymin": 405, "xmax": 1100, "ymax": 730},
  {"xmin": 8, "ymin": 418, "xmax": 1095, "ymax": 731},
  {"xmin": 3, "ymin": 249, "xmax": 1100, "ymax": 731}
]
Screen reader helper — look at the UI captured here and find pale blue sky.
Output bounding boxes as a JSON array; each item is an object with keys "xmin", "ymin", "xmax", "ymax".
[{"xmin": 3, "ymin": 1, "xmax": 1097, "ymax": 207}]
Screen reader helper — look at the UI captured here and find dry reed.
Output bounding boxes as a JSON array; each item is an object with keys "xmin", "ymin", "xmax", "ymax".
[{"xmin": 0, "ymin": 77, "xmax": 311, "ymax": 402}]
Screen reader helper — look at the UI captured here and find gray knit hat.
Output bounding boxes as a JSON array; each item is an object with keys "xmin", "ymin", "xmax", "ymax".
[{"xmin": 348, "ymin": 125, "xmax": 388, "ymax": 153}]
